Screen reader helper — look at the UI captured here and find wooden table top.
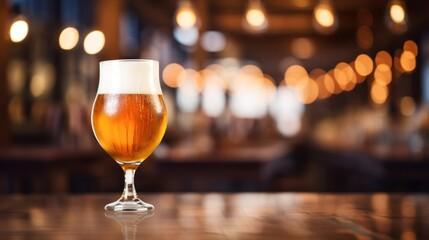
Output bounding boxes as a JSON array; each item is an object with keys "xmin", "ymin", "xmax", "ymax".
[{"xmin": 0, "ymin": 193, "xmax": 427, "ymax": 239}]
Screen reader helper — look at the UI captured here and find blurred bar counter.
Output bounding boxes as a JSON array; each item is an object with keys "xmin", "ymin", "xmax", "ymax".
[
  {"xmin": 2, "ymin": 140, "xmax": 429, "ymax": 193},
  {"xmin": 0, "ymin": 140, "xmax": 288, "ymax": 193},
  {"xmin": 0, "ymin": 193, "xmax": 428, "ymax": 239}
]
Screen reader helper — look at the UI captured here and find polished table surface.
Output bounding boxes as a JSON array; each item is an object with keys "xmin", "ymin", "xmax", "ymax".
[{"xmin": 0, "ymin": 193, "xmax": 428, "ymax": 240}]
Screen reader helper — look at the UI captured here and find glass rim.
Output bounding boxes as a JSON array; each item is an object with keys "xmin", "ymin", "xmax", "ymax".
[{"xmin": 100, "ymin": 59, "xmax": 159, "ymax": 65}]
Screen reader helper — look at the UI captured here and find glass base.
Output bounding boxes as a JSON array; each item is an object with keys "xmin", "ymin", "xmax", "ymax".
[{"xmin": 105, "ymin": 198, "xmax": 154, "ymax": 212}]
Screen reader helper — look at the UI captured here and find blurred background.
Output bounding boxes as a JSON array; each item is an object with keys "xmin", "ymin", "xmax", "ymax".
[{"xmin": 0, "ymin": 0, "xmax": 429, "ymax": 194}]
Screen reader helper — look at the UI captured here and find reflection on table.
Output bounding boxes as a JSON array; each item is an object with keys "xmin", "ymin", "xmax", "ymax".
[{"xmin": 0, "ymin": 193, "xmax": 427, "ymax": 239}]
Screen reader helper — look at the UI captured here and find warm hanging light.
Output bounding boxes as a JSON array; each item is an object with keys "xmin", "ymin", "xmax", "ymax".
[
  {"xmin": 9, "ymin": 18, "xmax": 29, "ymax": 43},
  {"xmin": 59, "ymin": 27, "xmax": 79, "ymax": 50},
  {"xmin": 390, "ymin": 2, "xmax": 405, "ymax": 23},
  {"xmin": 173, "ymin": 0, "xmax": 200, "ymax": 47},
  {"xmin": 315, "ymin": 5, "xmax": 333, "ymax": 27},
  {"xmin": 175, "ymin": 0, "xmax": 199, "ymax": 29},
  {"xmin": 385, "ymin": 0, "xmax": 407, "ymax": 34},
  {"xmin": 313, "ymin": 0, "xmax": 338, "ymax": 34},
  {"xmin": 243, "ymin": 0, "xmax": 268, "ymax": 32},
  {"xmin": 83, "ymin": 30, "xmax": 105, "ymax": 55}
]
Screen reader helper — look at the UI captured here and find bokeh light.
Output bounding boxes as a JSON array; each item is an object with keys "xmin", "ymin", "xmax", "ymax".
[
  {"xmin": 323, "ymin": 73, "xmax": 335, "ymax": 94},
  {"xmin": 291, "ymin": 38, "xmax": 315, "ymax": 59},
  {"xmin": 177, "ymin": 69, "xmax": 201, "ymax": 113},
  {"xmin": 263, "ymin": 75, "xmax": 277, "ymax": 103},
  {"xmin": 83, "ymin": 30, "xmax": 105, "ymax": 55},
  {"xmin": 201, "ymin": 31, "xmax": 226, "ymax": 52},
  {"xmin": 354, "ymin": 54, "xmax": 374, "ymax": 76},
  {"xmin": 173, "ymin": 26, "xmax": 199, "ymax": 46},
  {"xmin": 400, "ymin": 96, "xmax": 416, "ymax": 117},
  {"xmin": 294, "ymin": 78, "xmax": 318, "ymax": 104},
  {"xmin": 390, "ymin": 4, "xmax": 405, "ymax": 24},
  {"xmin": 371, "ymin": 82, "xmax": 389, "ymax": 104},
  {"xmin": 163, "ymin": 63, "xmax": 184, "ymax": 88},
  {"xmin": 30, "ymin": 62, "xmax": 55, "ymax": 98},
  {"xmin": 327, "ymin": 69, "xmax": 342, "ymax": 94},
  {"xmin": 284, "ymin": 65, "xmax": 308, "ymax": 88},
  {"xmin": 175, "ymin": 1, "xmax": 198, "ymax": 28},
  {"xmin": 374, "ymin": 64, "xmax": 392, "ymax": 86},
  {"xmin": 246, "ymin": 9, "xmax": 265, "ymax": 27},
  {"xmin": 7, "ymin": 59, "xmax": 26, "ymax": 94},
  {"xmin": 276, "ymin": 116, "xmax": 302, "ymax": 137},
  {"xmin": 403, "ymin": 40, "xmax": 418, "ymax": 56},
  {"xmin": 316, "ymin": 74, "xmax": 332, "ymax": 99},
  {"xmin": 309, "ymin": 68, "xmax": 325, "ymax": 79},
  {"xmin": 229, "ymin": 65, "xmax": 274, "ymax": 118},
  {"xmin": 9, "ymin": 19, "xmax": 29, "ymax": 43},
  {"xmin": 334, "ymin": 62, "xmax": 356, "ymax": 91},
  {"xmin": 269, "ymin": 86, "xmax": 304, "ymax": 137},
  {"xmin": 242, "ymin": 64, "xmax": 263, "ymax": 78},
  {"xmin": 244, "ymin": 0, "xmax": 268, "ymax": 31},
  {"xmin": 178, "ymin": 69, "xmax": 204, "ymax": 92},
  {"xmin": 376, "ymin": 51, "xmax": 393, "ymax": 68},
  {"xmin": 400, "ymin": 51, "xmax": 416, "ymax": 72},
  {"xmin": 59, "ymin": 27, "xmax": 79, "ymax": 50},
  {"xmin": 202, "ymin": 69, "xmax": 226, "ymax": 117},
  {"xmin": 314, "ymin": 3, "xmax": 335, "ymax": 27}
]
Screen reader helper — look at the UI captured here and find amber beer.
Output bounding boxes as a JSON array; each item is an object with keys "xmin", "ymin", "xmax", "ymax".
[{"xmin": 92, "ymin": 93, "xmax": 167, "ymax": 164}]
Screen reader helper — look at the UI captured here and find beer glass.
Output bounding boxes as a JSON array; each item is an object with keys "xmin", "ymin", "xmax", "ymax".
[{"xmin": 91, "ymin": 59, "xmax": 167, "ymax": 211}]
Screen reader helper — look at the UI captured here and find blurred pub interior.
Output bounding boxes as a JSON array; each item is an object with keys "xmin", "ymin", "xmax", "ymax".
[{"xmin": 1, "ymin": 0, "xmax": 429, "ymax": 194}]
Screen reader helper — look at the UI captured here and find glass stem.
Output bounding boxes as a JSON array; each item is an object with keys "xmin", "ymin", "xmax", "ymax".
[{"xmin": 122, "ymin": 169, "xmax": 138, "ymax": 201}]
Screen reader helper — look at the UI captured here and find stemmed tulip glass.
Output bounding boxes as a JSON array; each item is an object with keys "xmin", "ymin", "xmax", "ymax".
[{"xmin": 91, "ymin": 59, "xmax": 167, "ymax": 211}]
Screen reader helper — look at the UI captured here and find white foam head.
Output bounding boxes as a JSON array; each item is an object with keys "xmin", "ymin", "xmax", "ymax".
[{"xmin": 98, "ymin": 59, "xmax": 162, "ymax": 94}]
